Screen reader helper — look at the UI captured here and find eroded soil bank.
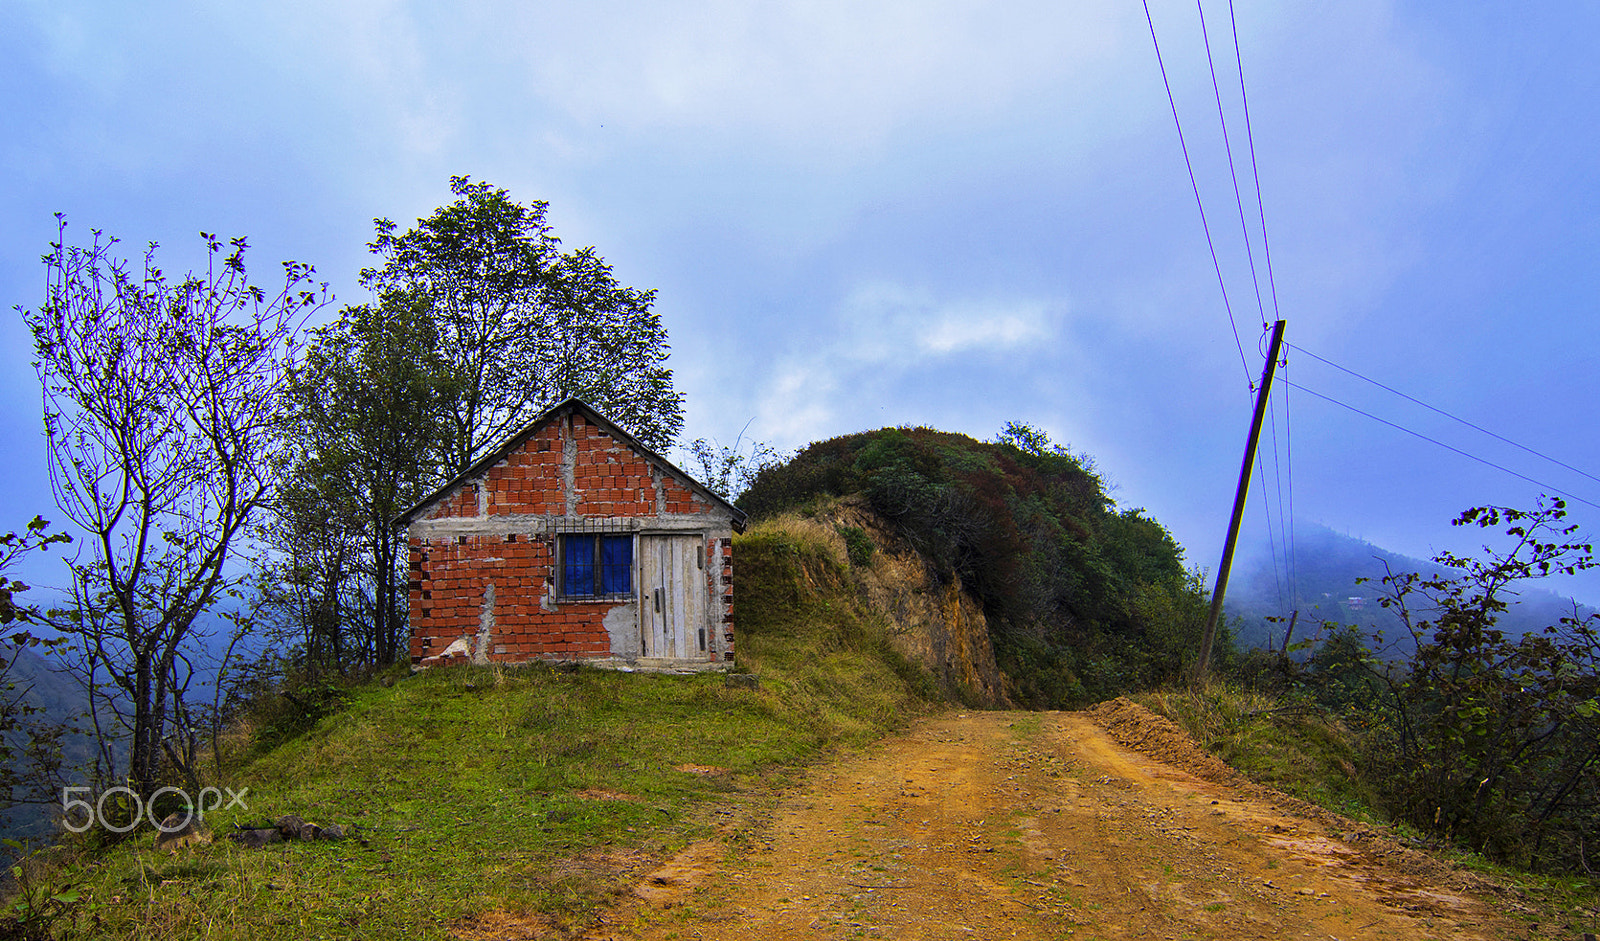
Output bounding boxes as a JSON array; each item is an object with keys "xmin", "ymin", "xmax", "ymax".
[{"xmin": 555, "ymin": 703, "xmax": 1521, "ymax": 940}]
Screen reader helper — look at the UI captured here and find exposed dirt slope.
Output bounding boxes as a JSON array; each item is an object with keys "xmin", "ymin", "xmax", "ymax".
[
  {"xmin": 563, "ymin": 703, "xmax": 1519, "ymax": 940},
  {"xmin": 755, "ymin": 502, "xmax": 1011, "ymax": 707}
]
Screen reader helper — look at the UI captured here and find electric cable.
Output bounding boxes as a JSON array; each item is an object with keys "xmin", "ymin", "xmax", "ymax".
[
  {"xmin": 1255, "ymin": 442, "xmax": 1287, "ymax": 615},
  {"xmin": 1289, "ymin": 342, "xmax": 1600, "ymax": 490},
  {"xmin": 1227, "ymin": 0, "xmax": 1282, "ymax": 323},
  {"xmin": 1197, "ymin": 0, "xmax": 1270, "ymax": 332},
  {"xmin": 1142, "ymin": 0, "xmax": 1254, "ymax": 390},
  {"xmin": 1253, "ymin": 328, "xmax": 1298, "ymax": 618},
  {"xmin": 1264, "ymin": 363, "xmax": 1294, "ymax": 613},
  {"xmin": 1284, "ymin": 378, "xmax": 1600, "ymax": 513},
  {"xmin": 1281, "ymin": 350, "xmax": 1299, "ymax": 611}
]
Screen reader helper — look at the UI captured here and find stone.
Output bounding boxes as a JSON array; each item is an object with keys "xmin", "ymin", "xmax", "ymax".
[
  {"xmin": 231, "ymin": 827, "xmax": 283, "ymax": 848},
  {"xmin": 154, "ymin": 812, "xmax": 210, "ymax": 853},
  {"xmin": 274, "ymin": 814, "xmax": 306, "ymax": 839}
]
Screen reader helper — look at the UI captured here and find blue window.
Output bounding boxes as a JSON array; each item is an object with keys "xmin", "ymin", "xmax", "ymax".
[{"xmin": 561, "ymin": 534, "xmax": 632, "ymax": 599}]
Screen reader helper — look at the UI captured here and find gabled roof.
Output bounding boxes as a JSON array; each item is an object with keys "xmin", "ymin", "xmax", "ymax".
[{"xmin": 393, "ymin": 398, "xmax": 747, "ymax": 529}]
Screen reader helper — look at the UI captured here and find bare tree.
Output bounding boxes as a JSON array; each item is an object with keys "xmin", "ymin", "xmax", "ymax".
[{"xmin": 19, "ymin": 216, "xmax": 326, "ymax": 798}]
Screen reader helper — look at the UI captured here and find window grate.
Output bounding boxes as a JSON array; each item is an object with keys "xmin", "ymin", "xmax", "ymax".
[{"xmin": 557, "ymin": 518, "xmax": 633, "ymax": 601}]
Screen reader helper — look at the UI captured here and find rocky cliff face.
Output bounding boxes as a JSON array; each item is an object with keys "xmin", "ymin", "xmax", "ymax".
[{"xmin": 811, "ymin": 498, "xmax": 1010, "ymax": 708}]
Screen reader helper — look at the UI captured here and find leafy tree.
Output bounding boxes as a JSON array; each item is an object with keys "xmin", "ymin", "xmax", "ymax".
[
  {"xmin": 995, "ymin": 420, "xmax": 1053, "ymax": 456},
  {"xmin": 1364, "ymin": 498, "xmax": 1600, "ymax": 869},
  {"xmin": 19, "ymin": 217, "xmax": 326, "ymax": 798},
  {"xmin": 274, "ymin": 293, "xmax": 457, "ymax": 666},
  {"xmin": 361, "ymin": 176, "xmax": 683, "ymax": 472}
]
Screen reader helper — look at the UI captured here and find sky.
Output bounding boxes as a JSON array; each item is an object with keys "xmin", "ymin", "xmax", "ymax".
[{"xmin": 3, "ymin": 1, "xmax": 1599, "ymax": 611}]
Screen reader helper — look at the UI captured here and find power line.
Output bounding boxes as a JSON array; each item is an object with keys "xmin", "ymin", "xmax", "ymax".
[
  {"xmin": 1264, "ymin": 354, "xmax": 1296, "ymax": 610},
  {"xmin": 1284, "ymin": 378, "xmax": 1600, "ymax": 513},
  {"xmin": 1196, "ymin": 0, "xmax": 1270, "ymax": 332},
  {"xmin": 1146, "ymin": 2, "xmax": 1300, "ymax": 619},
  {"xmin": 1251, "ymin": 329, "xmax": 1297, "ymax": 616},
  {"xmin": 1206, "ymin": 0, "xmax": 1295, "ymax": 617},
  {"xmin": 1254, "ymin": 443, "xmax": 1286, "ymax": 614},
  {"xmin": 1142, "ymin": 0, "xmax": 1253, "ymax": 389},
  {"xmin": 1289, "ymin": 342, "xmax": 1600, "ymax": 490},
  {"xmin": 1226, "ymin": 0, "xmax": 1281, "ymax": 323},
  {"xmin": 1281, "ymin": 353, "xmax": 1298, "ymax": 608}
]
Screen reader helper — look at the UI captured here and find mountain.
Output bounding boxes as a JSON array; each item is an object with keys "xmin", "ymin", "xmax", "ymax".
[
  {"xmin": 2, "ymin": 643, "xmax": 96, "ymax": 844},
  {"xmin": 1224, "ymin": 522, "xmax": 1595, "ymax": 658}
]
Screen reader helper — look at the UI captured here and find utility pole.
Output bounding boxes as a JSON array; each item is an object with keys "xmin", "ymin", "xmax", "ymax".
[{"xmin": 1197, "ymin": 318, "xmax": 1286, "ymax": 680}]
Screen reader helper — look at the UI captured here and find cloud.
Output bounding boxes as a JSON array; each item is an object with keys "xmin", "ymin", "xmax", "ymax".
[
  {"xmin": 839, "ymin": 281, "xmax": 1057, "ymax": 360},
  {"xmin": 753, "ymin": 364, "xmax": 838, "ymax": 445},
  {"xmin": 917, "ymin": 305, "xmax": 1052, "ymax": 356},
  {"xmin": 484, "ymin": 0, "xmax": 1135, "ymax": 161},
  {"xmin": 745, "ymin": 280, "xmax": 1063, "ymax": 446}
]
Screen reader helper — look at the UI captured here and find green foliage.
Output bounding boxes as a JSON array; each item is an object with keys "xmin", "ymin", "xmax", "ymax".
[
  {"xmin": 1356, "ymin": 498, "xmax": 1600, "ymax": 870},
  {"xmin": 273, "ymin": 293, "xmax": 458, "ymax": 667},
  {"xmin": 1240, "ymin": 499, "xmax": 1600, "ymax": 874},
  {"xmin": 362, "ymin": 176, "xmax": 683, "ymax": 470},
  {"xmin": 0, "ymin": 518, "xmax": 73, "ymax": 816},
  {"xmin": 0, "ymin": 518, "xmax": 71, "ymax": 630},
  {"xmin": 2, "ymin": 838, "xmax": 79, "ymax": 940},
  {"xmin": 241, "ymin": 669, "xmax": 358, "ymax": 753},
  {"xmin": 836, "ymin": 526, "xmax": 876, "ymax": 567},
  {"xmin": 1139, "ymin": 684, "xmax": 1379, "ymax": 818},
  {"xmin": 734, "ymin": 520, "xmax": 941, "ymax": 713},
  {"xmin": 684, "ymin": 434, "xmax": 783, "ymax": 501},
  {"xmin": 738, "ymin": 424, "xmax": 1211, "ymax": 706}
]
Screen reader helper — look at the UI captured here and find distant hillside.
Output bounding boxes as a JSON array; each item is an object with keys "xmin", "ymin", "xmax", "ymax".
[
  {"xmin": 1225, "ymin": 523, "xmax": 1594, "ymax": 658},
  {"xmin": 2, "ymin": 644, "xmax": 94, "ymax": 844}
]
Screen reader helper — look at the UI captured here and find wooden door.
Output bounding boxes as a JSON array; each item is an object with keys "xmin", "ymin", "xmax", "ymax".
[{"xmin": 639, "ymin": 534, "xmax": 707, "ymax": 659}]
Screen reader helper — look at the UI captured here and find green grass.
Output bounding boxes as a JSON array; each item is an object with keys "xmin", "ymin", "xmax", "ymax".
[
  {"xmin": 1135, "ymin": 683, "xmax": 1378, "ymax": 820},
  {"xmin": 16, "ymin": 515, "xmax": 942, "ymax": 940}
]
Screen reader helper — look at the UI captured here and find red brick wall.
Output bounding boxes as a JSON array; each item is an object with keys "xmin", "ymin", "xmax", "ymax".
[
  {"xmin": 572, "ymin": 417, "xmax": 666, "ymax": 517},
  {"xmin": 407, "ymin": 532, "xmax": 612, "ymax": 663},
  {"xmin": 407, "ymin": 410, "xmax": 732, "ymax": 666},
  {"xmin": 482, "ymin": 423, "xmax": 564, "ymax": 516}
]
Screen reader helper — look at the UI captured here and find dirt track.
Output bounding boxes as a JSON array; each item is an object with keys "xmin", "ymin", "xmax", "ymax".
[{"xmin": 580, "ymin": 703, "xmax": 1520, "ymax": 941}]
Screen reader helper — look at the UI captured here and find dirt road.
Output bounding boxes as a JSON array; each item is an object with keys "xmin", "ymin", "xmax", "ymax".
[{"xmin": 584, "ymin": 703, "xmax": 1520, "ymax": 941}]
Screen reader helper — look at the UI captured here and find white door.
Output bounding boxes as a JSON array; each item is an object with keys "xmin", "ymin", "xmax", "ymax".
[{"xmin": 639, "ymin": 534, "xmax": 706, "ymax": 659}]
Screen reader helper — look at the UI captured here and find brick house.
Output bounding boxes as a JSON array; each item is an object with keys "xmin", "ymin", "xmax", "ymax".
[{"xmin": 395, "ymin": 399, "xmax": 745, "ymax": 670}]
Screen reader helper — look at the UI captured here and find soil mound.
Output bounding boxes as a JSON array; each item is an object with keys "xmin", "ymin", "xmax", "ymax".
[{"xmin": 1087, "ymin": 697, "xmax": 1243, "ymax": 786}]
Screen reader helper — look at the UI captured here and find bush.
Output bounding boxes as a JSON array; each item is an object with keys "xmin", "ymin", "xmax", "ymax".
[
  {"xmin": 1304, "ymin": 499, "xmax": 1600, "ymax": 872},
  {"xmin": 836, "ymin": 525, "xmax": 875, "ymax": 568}
]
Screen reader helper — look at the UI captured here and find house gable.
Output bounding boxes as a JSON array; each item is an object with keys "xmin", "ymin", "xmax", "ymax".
[{"xmin": 400, "ymin": 400, "xmax": 739, "ymax": 670}]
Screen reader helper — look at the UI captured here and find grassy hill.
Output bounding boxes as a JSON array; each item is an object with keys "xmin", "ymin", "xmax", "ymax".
[
  {"xmin": 3, "ymin": 517, "xmax": 941, "ymax": 940},
  {"xmin": 738, "ymin": 425, "xmax": 1214, "ymax": 706}
]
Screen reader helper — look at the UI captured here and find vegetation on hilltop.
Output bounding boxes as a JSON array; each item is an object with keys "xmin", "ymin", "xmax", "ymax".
[{"xmin": 737, "ymin": 423, "xmax": 1219, "ymax": 707}]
